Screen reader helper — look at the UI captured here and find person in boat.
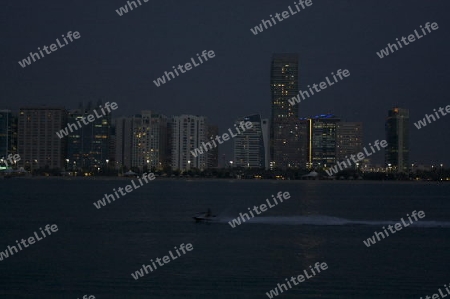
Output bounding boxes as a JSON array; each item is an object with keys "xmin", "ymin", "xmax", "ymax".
[{"xmin": 206, "ymin": 208, "xmax": 211, "ymax": 217}]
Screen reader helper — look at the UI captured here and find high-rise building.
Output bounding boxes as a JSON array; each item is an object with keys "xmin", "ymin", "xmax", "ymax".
[
  {"xmin": 271, "ymin": 118, "xmax": 304, "ymax": 169},
  {"xmin": 115, "ymin": 116, "xmax": 134, "ymax": 169},
  {"xmin": 66, "ymin": 101, "xmax": 111, "ymax": 172},
  {"xmin": 206, "ymin": 125, "xmax": 219, "ymax": 169},
  {"xmin": 18, "ymin": 107, "xmax": 67, "ymax": 170},
  {"xmin": 131, "ymin": 111, "xmax": 168, "ymax": 171},
  {"xmin": 270, "ymin": 53, "xmax": 302, "ymax": 169},
  {"xmin": 165, "ymin": 121, "xmax": 173, "ymax": 169},
  {"xmin": 385, "ymin": 107, "xmax": 409, "ymax": 173},
  {"xmin": 0, "ymin": 110, "xmax": 18, "ymax": 159},
  {"xmin": 109, "ymin": 124, "xmax": 116, "ymax": 167},
  {"xmin": 233, "ymin": 114, "xmax": 270, "ymax": 169},
  {"xmin": 171, "ymin": 115, "xmax": 207, "ymax": 171},
  {"xmin": 261, "ymin": 118, "xmax": 270, "ymax": 170},
  {"xmin": 148, "ymin": 112, "xmax": 168, "ymax": 170},
  {"xmin": 336, "ymin": 122, "xmax": 363, "ymax": 164},
  {"xmin": 297, "ymin": 118, "xmax": 310, "ymax": 168},
  {"xmin": 270, "ymin": 54, "xmax": 299, "ymax": 120},
  {"xmin": 306, "ymin": 114, "xmax": 340, "ymax": 168},
  {"xmin": 115, "ymin": 111, "xmax": 168, "ymax": 171}
]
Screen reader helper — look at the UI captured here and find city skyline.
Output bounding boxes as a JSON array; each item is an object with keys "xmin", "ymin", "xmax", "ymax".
[
  {"xmin": 3, "ymin": 101, "xmax": 445, "ymax": 173},
  {"xmin": 2, "ymin": 2, "xmax": 449, "ymax": 298},
  {"xmin": 2, "ymin": 1, "xmax": 449, "ymax": 165},
  {"xmin": 1, "ymin": 102, "xmax": 447, "ymax": 170}
]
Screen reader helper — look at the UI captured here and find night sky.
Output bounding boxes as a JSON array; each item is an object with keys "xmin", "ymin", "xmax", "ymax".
[{"xmin": 2, "ymin": 0, "xmax": 449, "ymax": 165}]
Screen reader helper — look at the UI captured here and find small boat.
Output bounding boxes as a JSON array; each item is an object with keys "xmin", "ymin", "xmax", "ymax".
[{"xmin": 193, "ymin": 209, "xmax": 217, "ymax": 223}]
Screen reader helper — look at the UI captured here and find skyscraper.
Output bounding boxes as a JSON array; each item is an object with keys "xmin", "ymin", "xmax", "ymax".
[
  {"xmin": 270, "ymin": 53, "xmax": 302, "ymax": 169},
  {"xmin": 132, "ymin": 111, "xmax": 168, "ymax": 171},
  {"xmin": 66, "ymin": 101, "xmax": 111, "ymax": 172},
  {"xmin": 271, "ymin": 54, "xmax": 299, "ymax": 120},
  {"xmin": 336, "ymin": 122, "xmax": 363, "ymax": 164},
  {"xmin": 115, "ymin": 111, "xmax": 168, "ymax": 171},
  {"xmin": 147, "ymin": 112, "xmax": 168, "ymax": 170},
  {"xmin": 0, "ymin": 110, "xmax": 17, "ymax": 159},
  {"xmin": 261, "ymin": 118, "xmax": 270, "ymax": 170},
  {"xmin": 109, "ymin": 124, "xmax": 116, "ymax": 168},
  {"xmin": 233, "ymin": 114, "xmax": 269, "ymax": 169},
  {"xmin": 18, "ymin": 107, "xmax": 67, "ymax": 170},
  {"xmin": 206, "ymin": 125, "xmax": 219, "ymax": 169},
  {"xmin": 385, "ymin": 107, "xmax": 409, "ymax": 173},
  {"xmin": 171, "ymin": 115, "xmax": 207, "ymax": 171},
  {"xmin": 307, "ymin": 114, "xmax": 341, "ymax": 168},
  {"xmin": 115, "ymin": 116, "xmax": 134, "ymax": 170},
  {"xmin": 297, "ymin": 118, "xmax": 310, "ymax": 168}
]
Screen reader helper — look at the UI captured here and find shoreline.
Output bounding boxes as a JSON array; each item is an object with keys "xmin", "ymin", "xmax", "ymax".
[{"xmin": 1, "ymin": 176, "xmax": 448, "ymax": 184}]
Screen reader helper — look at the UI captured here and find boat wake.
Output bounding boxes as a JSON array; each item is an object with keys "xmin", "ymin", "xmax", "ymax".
[{"xmin": 217, "ymin": 215, "xmax": 450, "ymax": 228}]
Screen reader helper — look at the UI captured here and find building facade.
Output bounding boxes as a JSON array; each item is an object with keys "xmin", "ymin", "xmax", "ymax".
[
  {"xmin": 66, "ymin": 101, "xmax": 111, "ymax": 172},
  {"xmin": 171, "ymin": 115, "xmax": 207, "ymax": 171},
  {"xmin": 270, "ymin": 53, "xmax": 302, "ymax": 169},
  {"xmin": 18, "ymin": 107, "xmax": 67, "ymax": 170},
  {"xmin": 385, "ymin": 107, "xmax": 409, "ymax": 173},
  {"xmin": 233, "ymin": 114, "xmax": 269, "ymax": 169},
  {"xmin": 130, "ymin": 111, "xmax": 168, "ymax": 171},
  {"xmin": 306, "ymin": 114, "xmax": 340, "ymax": 168},
  {"xmin": 115, "ymin": 116, "xmax": 134, "ymax": 170},
  {"xmin": 206, "ymin": 125, "xmax": 219, "ymax": 169},
  {"xmin": 336, "ymin": 122, "xmax": 363, "ymax": 164},
  {"xmin": 115, "ymin": 111, "xmax": 168, "ymax": 171},
  {"xmin": 0, "ymin": 110, "xmax": 18, "ymax": 159}
]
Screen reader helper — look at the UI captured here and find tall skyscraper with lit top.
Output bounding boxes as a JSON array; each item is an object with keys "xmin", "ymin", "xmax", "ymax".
[
  {"xmin": 385, "ymin": 107, "xmax": 409, "ymax": 173},
  {"xmin": 270, "ymin": 54, "xmax": 299, "ymax": 120},
  {"xmin": 270, "ymin": 53, "xmax": 302, "ymax": 169}
]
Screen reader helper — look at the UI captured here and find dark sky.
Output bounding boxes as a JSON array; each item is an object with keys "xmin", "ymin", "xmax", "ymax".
[{"xmin": 2, "ymin": 0, "xmax": 449, "ymax": 166}]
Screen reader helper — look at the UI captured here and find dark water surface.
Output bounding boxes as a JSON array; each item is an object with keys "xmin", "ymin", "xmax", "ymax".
[{"xmin": 0, "ymin": 178, "xmax": 449, "ymax": 298}]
